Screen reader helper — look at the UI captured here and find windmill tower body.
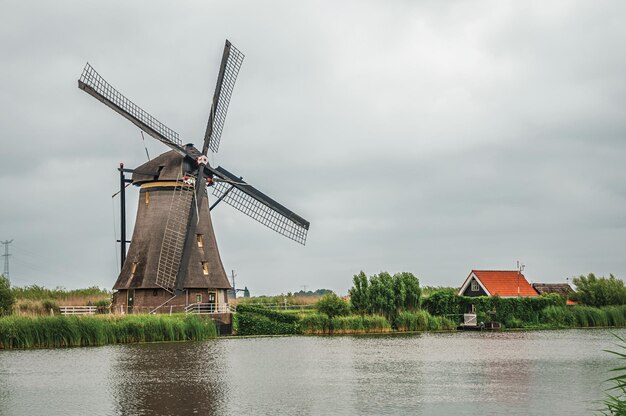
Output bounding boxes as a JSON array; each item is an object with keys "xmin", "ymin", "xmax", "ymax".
[{"xmin": 111, "ymin": 151, "xmax": 232, "ymax": 318}]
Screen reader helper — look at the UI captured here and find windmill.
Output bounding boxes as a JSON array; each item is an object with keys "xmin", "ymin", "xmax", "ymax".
[{"xmin": 78, "ymin": 40, "xmax": 309, "ymax": 322}]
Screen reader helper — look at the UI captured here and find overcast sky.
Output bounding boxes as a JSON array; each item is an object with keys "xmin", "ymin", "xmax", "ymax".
[{"xmin": 1, "ymin": 1, "xmax": 625, "ymax": 295}]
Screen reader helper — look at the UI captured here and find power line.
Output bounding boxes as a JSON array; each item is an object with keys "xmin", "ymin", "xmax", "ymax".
[{"xmin": 1, "ymin": 239, "xmax": 14, "ymax": 280}]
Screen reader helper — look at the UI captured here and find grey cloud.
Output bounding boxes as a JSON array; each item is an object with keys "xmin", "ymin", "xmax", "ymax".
[{"xmin": 1, "ymin": 0, "xmax": 625, "ymax": 295}]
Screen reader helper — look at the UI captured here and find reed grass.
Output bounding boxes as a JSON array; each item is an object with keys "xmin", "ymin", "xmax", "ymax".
[
  {"xmin": 0, "ymin": 314, "xmax": 217, "ymax": 349},
  {"xmin": 299, "ymin": 313, "xmax": 392, "ymax": 334},
  {"xmin": 539, "ymin": 305, "xmax": 626, "ymax": 329},
  {"xmin": 395, "ymin": 310, "xmax": 456, "ymax": 332},
  {"xmin": 331, "ymin": 315, "xmax": 392, "ymax": 334},
  {"xmin": 395, "ymin": 310, "xmax": 430, "ymax": 331}
]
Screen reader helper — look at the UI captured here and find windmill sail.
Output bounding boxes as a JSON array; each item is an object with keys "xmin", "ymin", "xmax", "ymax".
[
  {"xmin": 203, "ymin": 40, "xmax": 245, "ymax": 154},
  {"xmin": 210, "ymin": 166, "xmax": 310, "ymax": 245},
  {"xmin": 78, "ymin": 63, "xmax": 187, "ymax": 156}
]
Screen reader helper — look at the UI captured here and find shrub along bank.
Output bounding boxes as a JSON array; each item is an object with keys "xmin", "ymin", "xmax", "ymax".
[
  {"xmin": 234, "ymin": 303, "xmax": 449, "ymax": 336},
  {"xmin": 0, "ymin": 314, "xmax": 217, "ymax": 349},
  {"xmin": 422, "ymin": 289, "xmax": 626, "ymax": 329}
]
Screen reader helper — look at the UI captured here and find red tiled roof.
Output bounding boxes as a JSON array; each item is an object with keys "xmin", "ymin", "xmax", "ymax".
[{"xmin": 472, "ymin": 270, "xmax": 539, "ymax": 297}]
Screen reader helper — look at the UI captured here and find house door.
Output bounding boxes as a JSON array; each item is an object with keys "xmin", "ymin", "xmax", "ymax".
[
  {"xmin": 127, "ymin": 289, "xmax": 135, "ymax": 314},
  {"xmin": 208, "ymin": 291, "xmax": 217, "ymax": 313}
]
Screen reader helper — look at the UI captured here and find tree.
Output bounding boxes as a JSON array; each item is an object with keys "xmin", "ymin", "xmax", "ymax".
[
  {"xmin": 316, "ymin": 293, "xmax": 350, "ymax": 318},
  {"xmin": 0, "ymin": 275, "xmax": 15, "ymax": 316},
  {"xmin": 348, "ymin": 271, "xmax": 422, "ymax": 320},
  {"xmin": 571, "ymin": 273, "xmax": 626, "ymax": 307},
  {"xmin": 349, "ymin": 271, "xmax": 369, "ymax": 313}
]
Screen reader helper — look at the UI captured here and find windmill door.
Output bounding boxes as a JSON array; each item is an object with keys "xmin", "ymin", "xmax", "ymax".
[
  {"xmin": 208, "ymin": 291, "xmax": 216, "ymax": 313},
  {"xmin": 127, "ymin": 289, "xmax": 134, "ymax": 314}
]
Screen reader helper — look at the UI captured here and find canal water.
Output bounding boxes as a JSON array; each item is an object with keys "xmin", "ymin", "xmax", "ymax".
[{"xmin": 0, "ymin": 329, "xmax": 623, "ymax": 415}]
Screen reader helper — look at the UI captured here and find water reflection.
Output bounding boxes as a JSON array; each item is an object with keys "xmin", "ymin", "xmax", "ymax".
[
  {"xmin": 1, "ymin": 329, "xmax": 625, "ymax": 416},
  {"xmin": 108, "ymin": 341, "xmax": 227, "ymax": 416}
]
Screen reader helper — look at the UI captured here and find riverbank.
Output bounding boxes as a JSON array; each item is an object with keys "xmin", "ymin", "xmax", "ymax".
[
  {"xmin": 4, "ymin": 303, "xmax": 626, "ymax": 349},
  {"xmin": 0, "ymin": 314, "xmax": 217, "ymax": 349},
  {"xmin": 234, "ymin": 303, "xmax": 626, "ymax": 336}
]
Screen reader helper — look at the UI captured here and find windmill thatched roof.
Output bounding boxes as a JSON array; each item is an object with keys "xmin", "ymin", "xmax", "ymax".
[{"xmin": 131, "ymin": 150, "xmax": 187, "ymax": 184}]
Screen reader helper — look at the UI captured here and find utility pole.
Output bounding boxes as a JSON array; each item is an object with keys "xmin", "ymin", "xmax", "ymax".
[
  {"xmin": 1, "ymin": 239, "xmax": 13, "ymax": 280},
  {"xmin": 115, "ymin": 163, "xmax": 132, "ymax": 270},
  {"xmin": 517, "ymin": 261, "xmax": 525, "ymax": 297},
  {"xmin": 231, "ymin": 270, "xmax": 237, "ymax": 299}
]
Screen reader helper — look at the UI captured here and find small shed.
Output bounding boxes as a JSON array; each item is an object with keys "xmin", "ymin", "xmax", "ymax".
[{"xmin": 531, "ymin": 283, "xmax": 574, "ymax": 296}]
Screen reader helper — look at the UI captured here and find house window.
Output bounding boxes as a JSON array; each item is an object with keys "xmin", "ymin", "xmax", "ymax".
[
  {"xmin": 202, "ymin": 261, "xmax": 209, "ymax": 275},
  {"xmin": 471, "ymin": 280, "xmax": 479, "ymax": 292},
  {"xmin": 196, "ymin": 294, "xmax": 202, "ymax": 303},
  {"xmin": 197, "ymin": 234, "xmax": 203, "ymax": 248}
]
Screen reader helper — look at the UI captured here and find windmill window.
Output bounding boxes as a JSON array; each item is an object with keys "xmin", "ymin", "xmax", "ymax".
[
  {"xmin": 471, "ymin": 281, "xmax": 479, "ymax": 292},
  {"xmin": 202, "ymin": 262, "xmax": 209, "ymax": 275},
  {"xmin": 145, "ymin": 191, "xmax": 149, "ymax": 205},
  {"xmin": 131, "ymin": 262, "xmax": 138, "ymax": 274},
  {"xmin": 197, "ymin": 234, "xmax": 203, "ymax": 248},
  {"xmin": 153, "ymin": 289, "xmax": 158, "ymax": 296}
]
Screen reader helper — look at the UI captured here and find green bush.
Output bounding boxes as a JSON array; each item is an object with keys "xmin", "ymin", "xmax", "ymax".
[
  {"xmin": 422, "ymin": 290, "xmax": 460, "ymax": 316},
  {"xmin": 0, "ymin": 276, "xmax": 15, "ymax": 316},
  {"xmin": 459, "ymin": 293, "xmax": 565, "ymax": 325},
  {"xmin": 235, "ymin": 304, "xmax": 300, "ymax": 323},
  {"xmin": 235, "ymin": 312, "xmax": 300, "ymax": 336},
  {"xmin": 316, "ymin": 293, "xmax": 350, "ymax": 318}
]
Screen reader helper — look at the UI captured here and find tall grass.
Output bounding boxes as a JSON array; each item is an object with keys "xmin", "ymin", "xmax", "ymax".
[
  {"xmin": 395, "ymin": 310, "xmax": 456, "ymax": 332},
  {"xmin": 331, "ymin": 315, "xmax": 392, "ymax": 334},
  {"xmin": 0, "ymin": 314, "xmax": 217, "ymax": 349},
  {"xmin": 600, "ymin": 334, "xmax": 626, "ymax": 415},
  {"xmin": 299, "ymin": 313, "xmax": 391, "ymax": 334},
  {"xmin": 539, "ymin": 305, "xmax": 626, "ymax": 329},
  {"xmin": 12, "ymin": 285, "xmax": 110, "ymax": 301}
]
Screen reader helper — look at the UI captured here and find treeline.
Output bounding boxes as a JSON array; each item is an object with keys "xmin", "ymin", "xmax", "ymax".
[
  {"xmin": 10, "ymin": 285, "xmax": 111, "ymax": 300},
  {"xmin": 293, "ymin": 289, "xmax": 333, "ymax": 297},
  {"xmin": 570, "ymin": 273, "xmax": 626, "ymax": 307},
  {"xmin": 235, "ymin": 271, "xmax": 626, "ymax": 335},
  {"xmin": 350, "ymin": 271, "xmax": 421, "ymax": 320},
  {"xmin": 236, "ymin": 272, "xmax": 455, "ymax": 335}
]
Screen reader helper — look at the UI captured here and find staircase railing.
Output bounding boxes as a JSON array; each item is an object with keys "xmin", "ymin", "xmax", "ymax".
[{"xmin": 185, "ymin": 303, "xmax": 231, "ymax": 314}]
